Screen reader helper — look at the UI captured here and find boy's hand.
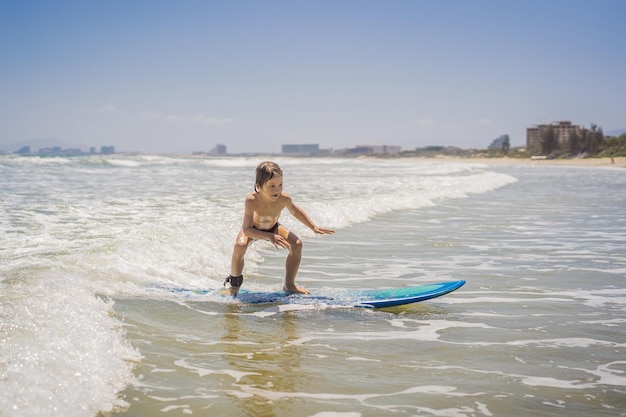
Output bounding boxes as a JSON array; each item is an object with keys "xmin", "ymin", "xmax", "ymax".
[
  {"xmin": 271, "ymin": 234, "xmax": 291, "ymax": 250},
  {"xmin": 313, "ymin": 226, "xmax": 335, "ymax": 235}
]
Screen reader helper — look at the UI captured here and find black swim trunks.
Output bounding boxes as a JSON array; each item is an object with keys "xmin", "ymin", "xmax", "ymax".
[{"xmin": 253, "ymin": 222, "xmax": 280, "ymax": 234}]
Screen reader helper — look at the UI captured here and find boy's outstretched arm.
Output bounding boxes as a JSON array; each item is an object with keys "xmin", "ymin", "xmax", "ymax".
[{"xmin": 286, "ymin": 197, "xmax": 335, "ymax": 235}]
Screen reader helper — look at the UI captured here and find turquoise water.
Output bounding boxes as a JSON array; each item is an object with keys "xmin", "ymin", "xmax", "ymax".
[{"xmin": 1, "ymin": 156, "xmax": 625, "ymax": 416}]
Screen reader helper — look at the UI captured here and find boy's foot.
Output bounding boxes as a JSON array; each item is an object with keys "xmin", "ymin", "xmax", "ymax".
[
  {"xmin": 221, "ymin": 286, "xmax": 240, "ymax": 297},
  {"xmin": 283, "ymin": 285, "xmax": 310, "ymax": 295}
]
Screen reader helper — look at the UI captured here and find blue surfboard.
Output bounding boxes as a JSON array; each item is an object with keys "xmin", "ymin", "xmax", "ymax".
[
  {"xmin": 171, "ymin": 280, "xmax": 465, "ymax": 308},
  {"xmin": 337, "ymin": 280, "xmax": 465, "ymax": 308}
]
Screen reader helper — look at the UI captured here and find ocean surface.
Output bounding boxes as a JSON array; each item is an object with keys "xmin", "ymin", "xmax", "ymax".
[{"xmin": 1, "ymin": 155, "xmax": 625, "ymax": 417}]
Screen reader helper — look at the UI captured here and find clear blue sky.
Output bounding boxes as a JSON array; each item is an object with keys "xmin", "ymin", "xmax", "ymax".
[{"xmin": 1, "ymin": 0, "xmax": 624, "ymax": 154}]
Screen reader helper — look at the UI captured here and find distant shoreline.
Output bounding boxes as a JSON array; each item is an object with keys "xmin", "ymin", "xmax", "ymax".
[
  {"xmin": 179, "ymin": 153, "xmax": 626, "ymax": 168},
  {"xmin": 232, "ymin": 154, "xmax": 626, "ymax": 169},
  {"xmin": 419, "ymin": 155, "xmax": 626, "ymax": 168},
  {"xmin": 4, "ymin": 152, "xmax": 625, "ymax": 169}
]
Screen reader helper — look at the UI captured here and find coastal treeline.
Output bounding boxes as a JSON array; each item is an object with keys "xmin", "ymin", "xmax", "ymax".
[
  {"xmin": 535, "ymin": 124, "xmax": 626, "ymax": 158},
  {"xmin": 397, "ymin": 123, "xmax": 625, "ymax": 160}
]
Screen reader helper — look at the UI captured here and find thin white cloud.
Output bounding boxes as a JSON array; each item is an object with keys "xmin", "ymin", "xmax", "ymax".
[
  {"xmin": 417, "ymin": 118, "xmax": 432, "ymax": 126},
  {"xmin": 138, "ymin": 111, "xmax": 161, "ymax": 120},
  {"xmin": 476, "ymin": 118, "xmax": 491, "ymax": 126},
  {"xmin": 193, "ymin": 114, "xmax": 235, "ymax": 126},
  {"xmin": 190, "ymin": 114, "xmax": 206, "ymax": 123},
  {"xmin": 82, "ymin": 103, "xmax": 122, "ymax": 113},
  {"xmin": 163, "ymin": 114, "xmax": 186, "ymax": 123},
  {"xmin": 139, "ymin": 111, "xmax": 234, "ymax": 126}
]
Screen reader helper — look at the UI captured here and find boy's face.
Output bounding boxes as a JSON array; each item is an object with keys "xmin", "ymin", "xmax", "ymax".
[{"xmin": 258, "ymin": 176, "xmax": 283, "ymax": 201}]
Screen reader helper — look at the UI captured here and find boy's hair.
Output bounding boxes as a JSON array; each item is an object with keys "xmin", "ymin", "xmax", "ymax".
[{"xmin": 255, "ymin": 161, "xmax": 283, "ymax": 191}]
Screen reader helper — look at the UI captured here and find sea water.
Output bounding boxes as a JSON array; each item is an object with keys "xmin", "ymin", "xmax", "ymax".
[{"xmin": 1, "ymin": 156, "xmax": 624, "ymax": 417}]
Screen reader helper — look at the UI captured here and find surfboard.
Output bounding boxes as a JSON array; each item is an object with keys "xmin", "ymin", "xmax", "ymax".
[
  {"xmin": 333, "ymin": 280, "xmax": 465, "ymax": 308},
  {"xmin": 171, "ymin": 280, "xmax": 465, "ymax": 308}
]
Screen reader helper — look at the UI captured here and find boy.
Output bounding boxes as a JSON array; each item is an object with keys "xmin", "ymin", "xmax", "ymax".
[{"xmin": 225, "ymin": 161, "xmax": 335, "ymax": 296}]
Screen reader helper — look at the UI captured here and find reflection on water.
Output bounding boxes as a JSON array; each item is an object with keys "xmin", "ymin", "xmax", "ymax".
[
  {"xmin": 110, "ymin": 299, "xmax": 309, "ymax": 416},
  {"xmin": 220, "ymin": 305, "xmax": 305, "ymax": 416}
]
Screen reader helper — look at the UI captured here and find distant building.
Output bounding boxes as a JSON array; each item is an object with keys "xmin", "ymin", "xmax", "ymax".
[
  {"xmin": 14, "ymin": 146, "xmax": 31, "ymax": 155},
  {"xmin": 527, "ymin": 121, "xmax": 582, "ymax": 149},
  {"xmin": 335, "ymin": 145, "xmax": 402, "ymax": 155},
  {"xmin": 370, "ymin": 145, "xmax": 401, "ymax": 154},
  {"xmin": 39, "ymin": 146, "xmax": 62, "ymax": 155},
  {"xmin": 344, "ymin": 146, "xmax": 375, "ymax": 155},
  {"xmin": 282, "ymin": 144, "xmax": 320, "ymax": 155},
  {"xmin": 9, "ymin": 144, "xmax": 117, "ymax": 157},
  {"xmin": 488, "ymin": 135, "xmax": 510, "ymax": 150},
  {"xmin": 209, "ymin": 144, "xmax": 227, "ymax": 155},
  {"xmin": 352, "ymin": 145, "xmax": 401, "ymax": 154},
  {"xmin": 39, "ymin": 147, "xmax": 83, "ymax": 156},
  {"xmin": 419, "ymin": 146, "xmax": 445, "ymax": 152}
]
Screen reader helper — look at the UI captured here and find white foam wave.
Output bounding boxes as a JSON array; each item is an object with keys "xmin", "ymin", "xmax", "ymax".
[
  {"xmin": 287, "ymin": 320, "xmax": 494, "ymax": 345},
  {"xmin": 0, "ymin": 273, "xmax": 140, "ymax": 416},
  {"xmin": 287, "ymin": 166, "xmax": 517, "ymax": 231},
  {"xmin": 173, "ymin": 359, "xmax": 258, "ymax": 381},
  {"xmin": 215, "ymin": 383, "xmax": 488, "ymax": 417},
  {"xmin": 408, "ymin": 361, "xmax": 626, "ymax": 391},
  {"xmin": 0, "ymin": 155, "xmax": 72, "ymax": 166},
  {"xmin": 507, "ymin": 337, "xmax": 626, "ymax": 349},
  {"xmin": 251, "ymin": 304, "xmax": 323, "ymax": 318},
  {"xmin": 105, "ymin": 158, "xmax": 143, "ymax": 167}
]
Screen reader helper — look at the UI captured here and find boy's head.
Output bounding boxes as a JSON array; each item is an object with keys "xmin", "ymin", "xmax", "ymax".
[{"xmin": 255, "ymin": 161, "xmax": 283, "ymax": 192}]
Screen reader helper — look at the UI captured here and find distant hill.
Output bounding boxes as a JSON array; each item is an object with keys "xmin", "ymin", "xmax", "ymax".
[{"xmin": 607, "ymin": 129, "xmax": 626, "ymax": 137}]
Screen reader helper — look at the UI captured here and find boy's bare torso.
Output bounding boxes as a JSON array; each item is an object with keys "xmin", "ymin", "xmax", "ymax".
[{"xmin": 249, "ymin": 192, "xmax": 288, "ymax": 230}]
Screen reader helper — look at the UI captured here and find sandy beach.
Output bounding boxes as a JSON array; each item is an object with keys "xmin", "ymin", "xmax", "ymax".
[{"xmin": 433, "ymin": 156, "xmax": 626, "ymax": 168}]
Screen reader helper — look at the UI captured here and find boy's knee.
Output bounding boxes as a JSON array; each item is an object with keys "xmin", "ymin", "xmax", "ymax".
[
  {"xmin": 291, "ymin": 238, "xmax": 303, "ymax": 254},
  {"xmin": 233, "ymin": 240, "xmax": 248, "ymax": 254}
]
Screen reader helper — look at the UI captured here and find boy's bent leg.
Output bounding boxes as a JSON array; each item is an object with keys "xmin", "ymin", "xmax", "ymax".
[
  {"xmin": 225, "ymin": 230, "xmax": 251, "ymax": 296},
  {"xmin": 231, "ymin": 230, "xmax": 250, "ymax": 277},
  {"xmin": 280, "ymin": 228, "xmax": 308, "ymax": 294}
]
